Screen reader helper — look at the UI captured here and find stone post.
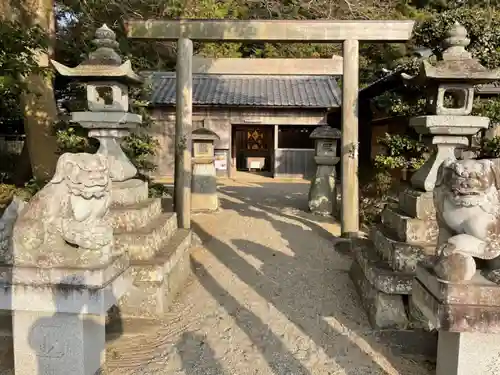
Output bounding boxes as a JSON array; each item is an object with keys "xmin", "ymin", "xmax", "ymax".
[
  {"xmin": 308, "ymin": 125, "xmax": 341, "ymax": 216},
  {"xmin": 174, "ymin": 38, "xmax": 193, "ymax": 229},
  {"xmin": 341, "ymin": 39, "xmax": 360, "ymax": 238},
  {"xmin": 191, "ymin": 128, "xmax": 220, "ymax": 212}
]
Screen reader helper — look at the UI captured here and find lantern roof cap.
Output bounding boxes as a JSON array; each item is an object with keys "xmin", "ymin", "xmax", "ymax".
[{"xmin": 51, "ymin": 24, "xmax": 143, "ymax": 85}]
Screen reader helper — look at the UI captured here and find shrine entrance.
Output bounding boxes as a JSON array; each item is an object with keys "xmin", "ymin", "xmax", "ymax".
[
  {"xmin": 126, "ymin": 19, "xmax": 415, "ymax": 236},
  {"xmin": 232, "ymin": 125, "xmax": 274, "ymax": 174}
]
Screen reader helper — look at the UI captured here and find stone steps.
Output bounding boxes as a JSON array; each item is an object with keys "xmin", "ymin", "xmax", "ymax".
[
  {"xmin": 111, "ymin": 179, "xmax": 149, "ymax": 205},
  {"xmin": 352, "ymin": 243, "xmax": 414, "ymax": 295},
  {"xmin": 109, "ymin": 198, "xmax": 162, "ymax": 231},
  {"xmin": 114, "ymin": 212, "xmax": 178, "ymax": 260},
  {"xmin": 371, "ymin": 224, "xmax": 436, "ymax": 273},
  {"xmin": 111, "ymin": 228, "xmax": 193, "ymax": 326},
  {"xmin": 381, "ymin": 204, "xmax": 438, "ymax": 243}
]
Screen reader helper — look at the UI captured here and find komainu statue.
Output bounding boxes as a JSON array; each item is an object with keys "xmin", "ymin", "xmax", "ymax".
[
  {"xmin": 12, "ymin": 153, "xmax": 113, "ymax": 266},
  {"xmin": 433, "ymin": 158, "xmax": 500, "ymax": 282}
]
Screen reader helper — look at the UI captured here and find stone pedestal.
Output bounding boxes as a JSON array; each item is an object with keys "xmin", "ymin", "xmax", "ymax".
[
  {"xmin": 307, "ymin": 125, "xmax": 340, "ymax": 216},
  {"xmin": 436, "ymin": 331, "xmax": 500, "ymax": 375},
  {"xmin": 308, "ymin": 164, "xmax": 338, "ymax": 216},
  {"xmin": 108, "ymin": 179, "xmax": 193, "ymax": 322},
  {"xmin": 350, "ymin": 187, "xmax": 438, "ymax": 329},
  {"xmin": 0, "ymin": 254, "xmax": 131, "ymax": 375},
  {"xmin": 350, "ymin": 114, "xmax": 490, "ymax": 329},
  {"xmin": 72, "ymin": 112, "xmax": 141, "ymax": 182},
  {"xmin": 192, "ymin": 161, "xmax": 218, "ymax": 212},
  {"xmin": 190, "ymin": 127, "xmax": 220, "ymax": 213},
  {"xmin": 413, "ymin": 265, "xmax": 500, "ymax": 375}
]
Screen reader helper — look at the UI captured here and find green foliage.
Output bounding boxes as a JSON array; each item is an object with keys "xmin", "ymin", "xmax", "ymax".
[
  {"xmin": 379, "ymin": 3, "xmax": 500, "ymax": 119},
  {"xmin": 0, "ymin": 20, "xmax": 48, "ymax": 127},
  {"xmin": 473, "ymin": 98, "xmax": 500, "ymax": 126},
  {"xmin": 359, "ymin": 168, "xmax": 397, "ymax": 226},
  {"xmin": 374, "ymin": 133, "xmax": 428, "ymax": 170},
  {"xmin": 478, "ymin": 136, "xmax": 500, "ymax": 159},
  {"xmin": 148, "ymin": 183, "xmax": 172, "ymax": 198}
]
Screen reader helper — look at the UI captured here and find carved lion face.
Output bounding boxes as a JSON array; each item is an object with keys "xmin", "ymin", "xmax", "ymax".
[
  {"xmin": 439, "ymin": 158, "xmax": 500, "ymax": 206},
  {"xmin": 52, "ymin": 153, "xmax": 110, "ymax": 199}
]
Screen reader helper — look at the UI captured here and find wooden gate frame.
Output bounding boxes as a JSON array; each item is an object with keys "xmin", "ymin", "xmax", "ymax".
[{"xmin": 126, "ymin": 19, "xmax": 415, "ymax": 236}]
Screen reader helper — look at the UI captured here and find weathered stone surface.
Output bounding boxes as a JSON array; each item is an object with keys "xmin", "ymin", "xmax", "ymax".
[
  {"xmin": 114, "ymin": 212, "xmax": 178, "ymax": 260},
  {"xmin": 433, "ymin": 158, "xmax": 500, "ymax": 282},
  {"xmin": 191, "ymin": 163, "xmax": 219, "ymax": 212},
  {"xmin": 0, "ymin": 256, "xmax": 131, "ymax": 375},
  {"xmin": 11, "ymin": 153, "xmax": 114, "ymax": 267},
  {"xmin": 371, "ymin": 224, "xmax": 435, "ymax": 273},
  {"xmin": 109, "ymin": 198, "xmax": 162, "ymax": 231},
  {"xmin": 352, "ymin": 243, "xmax": 414, "ymax": 294},
  {"xmin": 117, "ymin": 229, "xmax": 192, "ymax": 319},
  {"xmin": 410, "ymin": 134, "xmax": 469, "ymax": 192},
  {"xmin": 111, "ymin": 179, "xmax": 148, "ymax": 205},
  {"xmin": 0, "ymin": 197, "xmax": 25, "ymax": 255},
  {"xmin": 0, "ymin": 254, "xmax": 129, "ymax": 288},
  {"xmin": 398, "ymin": 188, "xmax": 435, "ymax": 220},
  {"xmin": 412, "ymin": 277, "xmax": 500, "ymax": 334},
  {"xmin": 0, "ymin": 269, "xmax": 132, "ymax": 315},
  {"xmin": 14, "ymin": 310, "xmax": 106, "ymax": 375},
  {"xmin": 416, "ymin": 264, "xmax": 500, "ymax": 306},
  {"xmin": 436, "ymin": 331, "xmax": 500, "ymax": 375},
  {"xmin": 381, "ymin": 204, "xmax": 438, "ymax": 243},
  {"xmin": 308, "ymin": 166, "xmax": 336, "ymax": 216},
  {"xmin": 349, "ymin": 259, "xmax": 409, "ymax": 329}
]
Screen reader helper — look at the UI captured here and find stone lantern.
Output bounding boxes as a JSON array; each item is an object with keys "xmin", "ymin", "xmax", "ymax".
[
  {"xmin": 51, "ymin": 24, "xmax": 143, "ymax": 183},
  {"xmin": 410, "ymin": 21, "xmax": 496, "ymax": 192},
  {"xmin": 349, "ymin": 22, "xmax": 500, "ymax": 331},
  {"xmin": 191, "ymin": 127, "xmax": 220, "ymax": 212},
  {"xmin": 307, "ymin": 125, "xmax": 341, "ymax": 216}
]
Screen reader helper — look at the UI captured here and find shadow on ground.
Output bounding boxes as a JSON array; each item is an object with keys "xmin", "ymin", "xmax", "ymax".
[{"xmin": 189, "ymin": 182, "xmax": 436, "ymax": 375}]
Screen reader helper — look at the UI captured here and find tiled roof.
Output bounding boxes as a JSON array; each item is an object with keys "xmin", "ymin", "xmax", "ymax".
[{"xmin": 148, "ymin": 72, "xmax": 341, "ymax": 108}]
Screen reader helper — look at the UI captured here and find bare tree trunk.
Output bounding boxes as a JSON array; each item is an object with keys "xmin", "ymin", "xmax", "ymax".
[{"xmin": 1, "ymin": 0, "xmax": 59, "ymax": 183}]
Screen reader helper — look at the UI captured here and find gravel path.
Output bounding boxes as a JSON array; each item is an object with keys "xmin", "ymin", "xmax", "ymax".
[{"xmin": 107, "ymin": 180, "xmax": 436, "ymax": 375}]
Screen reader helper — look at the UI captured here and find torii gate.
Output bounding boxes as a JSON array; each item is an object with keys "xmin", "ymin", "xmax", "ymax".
[{"xmin": 126, "ymin": 19, "xmax": 415, "ymax": 237}]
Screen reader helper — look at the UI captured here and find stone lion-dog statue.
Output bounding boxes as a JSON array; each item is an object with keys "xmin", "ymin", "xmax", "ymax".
[
  {"xmin": 12, "ymin": 153, "xmax": 113, "ymax": 266},
  {"xmin": 433, "ymin": 157, "xmax": 500, "ymax": 282}
]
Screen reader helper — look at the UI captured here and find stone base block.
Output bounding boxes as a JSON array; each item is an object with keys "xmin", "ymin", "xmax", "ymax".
[
  {"xmin": 13, "ymin": 310, "xmax": 105, "ymax": 375},
  {"xmin": 117, "ymin": 229, "xmax": 192, "ymax": 321},
  {"xmin": 437, "ymin": 331, "xmax": 500, "ymax": 375},
  {"xmin": 349, "ymin": 260, "xmax": 409, "ymax": 329},
  {"xmin": 191, "ymin": 193, "xmax": 219, "ymax": 212},
  {"xmin": 381, "ymin": 204, "xmax": 438, "ymax": 243},
  {"xmin": 398, "ymin": 188, "xmax": 435, "ymax": 220},
  {"xmin": 308, "ymin": 166, "xmax": 336, "ymax": 216},
  {"xmin": 371, "ymin": 224, "xmax": 435, "ymax": 273},
  {"xmin": 413, "ymin": 265, "xmax": 500, "ymax": 333},
  {"xmin": 115, "ymin": 212, "xmax": 178, "ymax": 260},
  {"xmin": 109, "ymin": 198, "xmax": 162, "ymax": 231},
  {"xmin": 111, "ymin": 179, "xmax": 148, "ymax": 206},
  {"xmin": 353, "ymin": 241, "xmax": 414, "ymax": 295}
]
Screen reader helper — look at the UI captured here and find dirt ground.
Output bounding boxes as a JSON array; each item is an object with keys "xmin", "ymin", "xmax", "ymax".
[{"xmin": 106, "ymin": 178, "xmax": 436, "ymax": 375}]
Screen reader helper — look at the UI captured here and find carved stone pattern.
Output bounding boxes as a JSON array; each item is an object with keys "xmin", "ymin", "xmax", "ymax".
[
  {"xmin": 12, "ymin": 153, "xmax": 114, "ymax": 266},
  {"xmin": 433, "ymin": 158, "xmax": 500, "ymax": 282}
]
